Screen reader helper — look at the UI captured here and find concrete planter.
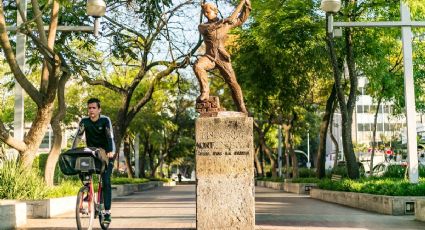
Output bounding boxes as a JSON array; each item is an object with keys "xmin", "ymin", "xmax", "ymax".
[
  {"xmin": 256, "ymin": 181, "xmax": 284, "ymax": 190},
  {"xmin": 24, "ymin": 181, "xmax": 172, "ymax": 219},
  {"xmin": 311, "ymin": 188, "xmax": 425, "ymax": 216},
  {"xmin": 256, "ymin": 180, "xmax": 316, "ymax": 194},
  {"xmin": 163, "ymin": 181, "xmax": 176, "ymax": 186},
  {"xmin": 26, "ymin": 196, "xmax": 76, "ymax": 218},
  {"xmin": 416, "ymin": 199, "xmax": 425, "ymax": 221},
  {"xmin": 284, "ymin": 182, "xmax": 317, "ymax": 194},
  {"xmin": 112, "ymin": 181, "xmax": 168, "ymax": 198},
  {"xmin": 0, "ymin": 200, "xmax": 27, "ymax": 229}
]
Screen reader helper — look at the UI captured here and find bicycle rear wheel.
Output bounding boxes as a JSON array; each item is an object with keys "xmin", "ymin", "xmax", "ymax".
[{"xmin": 76, "ymin": 186, "xmax": 94, "ymax": 230}]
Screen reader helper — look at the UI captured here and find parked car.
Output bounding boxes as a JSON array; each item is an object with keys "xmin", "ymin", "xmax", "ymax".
[
  {"xmin": 371, "ymin": 161, "xmax": 407, "ymax": 177},
  {"xmin": 171, "ymin": 174, "xmax": 191, "ymax": 182}
]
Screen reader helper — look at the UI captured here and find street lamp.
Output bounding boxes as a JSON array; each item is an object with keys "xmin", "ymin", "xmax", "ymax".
[
  {"xmin": 87, "ymin": 0, "xmax": 107, "ymax": 37},
  {"xmin": 13, "ymin": 0, "xmax": 106, "ymax": 145},
  {"xmin": 321, "ymin": 0, "xmax": 423, "ymax": 183}
]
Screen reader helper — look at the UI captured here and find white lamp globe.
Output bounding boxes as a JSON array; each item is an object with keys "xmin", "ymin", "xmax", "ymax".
[
  {"xmin": 320, "ymin": 0, "xmax": 341, "ymax": 13},
  {"xmin": 87, "ymin": 0, "xmax": 106, "ymax": 17}
]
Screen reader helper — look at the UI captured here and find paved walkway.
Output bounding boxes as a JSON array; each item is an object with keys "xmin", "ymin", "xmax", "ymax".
[{"xmin": 21, "ymin": 185, "xmax": 424, "ymax": 230}]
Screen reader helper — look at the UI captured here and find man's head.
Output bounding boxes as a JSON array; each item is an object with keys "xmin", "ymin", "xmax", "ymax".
[
  {"xmin": 87, "ymin": 98, "xmax": 101, "ymax": 121},
  {"xmin": 202, "ymin": 3, "xmax": 218, "ymax": 21}
]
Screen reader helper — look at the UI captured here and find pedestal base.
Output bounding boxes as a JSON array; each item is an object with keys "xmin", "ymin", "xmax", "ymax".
[{"xmin": 195, "ymin": 112, "xmax": 255, "ymax": 230}]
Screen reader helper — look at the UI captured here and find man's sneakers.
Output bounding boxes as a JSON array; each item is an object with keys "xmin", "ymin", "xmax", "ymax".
[{"xmin": 103, "ymin": 212, "xmax": 111, "ymax": 224}]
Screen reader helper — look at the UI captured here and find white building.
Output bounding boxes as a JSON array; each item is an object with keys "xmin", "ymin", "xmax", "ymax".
[{"xmin": 326, "ymin": 76, "xmax": 425, "ymax": 168}]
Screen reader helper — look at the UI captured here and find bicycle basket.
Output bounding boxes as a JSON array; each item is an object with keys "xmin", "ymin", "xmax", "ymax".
[{"xmin": 58, "ymin": 147, "xmax": 106, "ymax": 175}]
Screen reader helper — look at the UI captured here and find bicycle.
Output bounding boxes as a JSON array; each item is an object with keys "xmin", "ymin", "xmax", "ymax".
[
  {"xmin": 76, "ymin": 171, "xmax": 109, "ymax": 230},
  {"xmin": 59, "ymin": 147, "xmax": 109, "ymax": 230}
]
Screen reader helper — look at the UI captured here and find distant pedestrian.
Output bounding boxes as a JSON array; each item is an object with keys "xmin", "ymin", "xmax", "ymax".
[{"xmin": 178, "ymin": 173, "xmax": 182, "ymax": 183}]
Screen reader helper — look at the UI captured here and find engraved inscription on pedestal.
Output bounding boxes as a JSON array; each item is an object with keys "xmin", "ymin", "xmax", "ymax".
[{"xmin": 196, "ymin": 113, "xmax": 254, "ymax": 230}]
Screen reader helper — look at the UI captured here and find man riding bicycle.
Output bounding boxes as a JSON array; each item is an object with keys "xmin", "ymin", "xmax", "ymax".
[{"xmin": 72, "ymin": 98, "xmax": 115, "ymax": 224}]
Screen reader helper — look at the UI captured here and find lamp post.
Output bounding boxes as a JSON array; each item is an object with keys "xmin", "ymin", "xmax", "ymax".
[
  {"xmin": 307, "ymin": 129, "xmax": 311, "ymax": 169},
  {"xmin": 321, "ymin": 0, "xmax": 422, "ymax": 183},
  {"xmin": 278, "ymin": 125, "xmax": 283, "ymax": 177},
  {"xmin": 13, "ymin": 0, "xmax": 106, "ymax": 143}
]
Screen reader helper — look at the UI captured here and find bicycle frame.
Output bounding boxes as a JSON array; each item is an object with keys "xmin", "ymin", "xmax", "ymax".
[{"xmin": 77, "ymin": 173, "xmax": 107, "ymax": 230}]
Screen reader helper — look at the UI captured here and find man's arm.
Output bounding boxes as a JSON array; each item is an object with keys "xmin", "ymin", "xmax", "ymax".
[
  {"xmin": 72, "ymin": 120, "xmax": 85, "ymax": 149},
  {"xmin": 104, "ymin": 116, "xmax": 116, "ymax": 158}
]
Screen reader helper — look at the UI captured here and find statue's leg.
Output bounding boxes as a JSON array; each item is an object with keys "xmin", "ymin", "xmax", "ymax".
[
  {"xmin": 193, "ymin": 56, "xmax": 215, "ymax": 101},
  {"xmin": 216, "ymin": 60, "xmax": 247, "ymax": 113}
]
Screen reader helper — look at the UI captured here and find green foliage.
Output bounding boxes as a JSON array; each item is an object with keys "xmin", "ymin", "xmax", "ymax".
[
  {"xmin": 298, "ymin": 168, "xmax": 316, "ymax": 178},
  {"xmin": 45, "ymin": 180, "xmax": 81, "ymax": 198},
  {"xmin": 318, "ymin": 178, "xmax": 425, "ymax": 196},
  {"xmin": 331, "ymin": 164, "xmax": 349, "ymax": 178},
  {"xmin": 256, "ymin": 176, "xmax": 285, "ymax": 182},
  {"xmin": 0, "ymin": 160, "xmax": 48, "ymax": 200},
  {"xmin": 291, "ymin": 177, "xmax": 321, "ymax": 183},
  {"xmin": 148, "ymin": 177, "xmax": 172, "ymax": 183},
  {"xmin": 33, "ymin": 153, "xmax": 73, "ymax": 184},
  {"xmin": 111, "ymin": 177, "xmax": 150, "ymax": 185}
]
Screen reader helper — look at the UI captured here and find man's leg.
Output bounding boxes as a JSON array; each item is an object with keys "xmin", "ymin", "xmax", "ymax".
[
  {"xmin": 193, "ymin": 56, "xmax": 215, "ymax": 101},
  {"xmin": 102, "ymin": 159, "xmax": 114, "ymax": 223},
  {"xmin": 216, "ymin": 60, "xmax": 247, "ymax": 113}
]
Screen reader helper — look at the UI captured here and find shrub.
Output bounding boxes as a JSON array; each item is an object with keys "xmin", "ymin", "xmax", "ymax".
[
  {"xmin": 317, "ymin": 177, "xmax": 425, "ymax": 196},
  {"xmin": 148, "ymin": 177, "xmax": 173, "ymax": 183},
  {"xmin": 298, "ymin": 168, "xmax": 316, "ymax": 178},
  {"xmin": 382, "ymin": 165, "xmax": 406, "ymax": 178},
  {"xmin": 0, "ymin": 160, "xmax": 48, "ymax": 200},
  {"xmin": 291, "ymin": 177, "xmax": 321, "ymax": 183},
  {"xmin": 45, "ymin": 180, "xmax": 81, "ymax": 198},
  {"xmin": 111, "ymin": 177, "xmax": 150, "ymax": 185}
]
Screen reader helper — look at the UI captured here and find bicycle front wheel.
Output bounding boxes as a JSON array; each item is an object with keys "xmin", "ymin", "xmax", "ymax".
[{"xmin": 76, "ymin": 186, "xmax": 94, "ymax": 230}]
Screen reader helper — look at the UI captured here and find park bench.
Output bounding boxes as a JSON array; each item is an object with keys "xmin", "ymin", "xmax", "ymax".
[{"xmin": 331, "ymin": 174, "xmax": 342, "ymax": 182}]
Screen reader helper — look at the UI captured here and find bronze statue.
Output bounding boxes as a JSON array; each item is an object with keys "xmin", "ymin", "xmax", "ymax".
[{"xmin": 193, "ymin": 0, "xmax": 251, "ymax": 114}]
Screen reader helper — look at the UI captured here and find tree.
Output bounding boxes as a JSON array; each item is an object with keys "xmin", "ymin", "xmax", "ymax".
[
  {"xmin": 232, "ymin": 0, "xmax": 330, "ymax": 178},
  {"xmin": 0, "ymin": 0, "xmax": 92, "ymax": 168},
  {"xmin": 81, "ymin": 0, "xmax": 201, "ymax": 165}
]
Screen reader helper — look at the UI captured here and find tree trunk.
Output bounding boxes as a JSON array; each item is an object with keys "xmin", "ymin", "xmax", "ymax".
[
  {"xmin": 44, "ymin": 121, "xmax": 62, "ymax": 186},
  {"xmin": 325, "ymin": 20, "xmax": 359, "ymax": 179},
  {"xmin": 20, "ymin": 102, "xmax": 54, "ymax": 168},
  {"xmin": 254, "ymin": 146, "xmax": 263, "ymax": 176},
  {"xmin": 370, "ymin": 97, "xmax": 382, "ymax": 176},
  {"xmin": 253, "ymin": 121, "xmax": 277, "ymax": 177},
  {"xmin": 290, "ymin": 134, "xmax": 299, "ymax": 179},
  {"xmin": 44, "ymin": 72, "xmax": 70, "ymax": 186},
  {"xmin": 283, "ymin": 122, "xmax": 297, "ymax": 179},
  {"xmin": 139, "ymin": 151, "xmax": 146, "ymax": 178},
  {"xmin": 148, "ymin": 147, "xmax": 156, "ymax": 177},
  {"xmin": 123, "ymin": 134, "xmax": 134, "ymax": 178},
  {"xmin": 260, "ymin": 149, "xmax": 265, "ymax": 177},
  {"xmin": 316, "ymin": 84, "xmax": 337, "ymax": 178},
  {"xmin": 330, "ymin": 100, "xmax": 340, "ymax": 169}
]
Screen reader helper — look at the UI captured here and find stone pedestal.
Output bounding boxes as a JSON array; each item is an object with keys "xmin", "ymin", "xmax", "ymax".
[{"xmin": 196, "ymin": 112, "xmax": 255, "ymax": 230}]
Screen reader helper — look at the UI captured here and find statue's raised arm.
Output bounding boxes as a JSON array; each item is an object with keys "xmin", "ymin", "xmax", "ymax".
[{"xmin": 226, "ymin": 0, "xmax": 251, "ymax": 27}]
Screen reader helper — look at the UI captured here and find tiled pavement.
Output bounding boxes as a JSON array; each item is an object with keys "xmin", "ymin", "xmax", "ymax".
[{"xmin": 21, "ymin": 185, "xmax": 424, "ymax": 230}]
